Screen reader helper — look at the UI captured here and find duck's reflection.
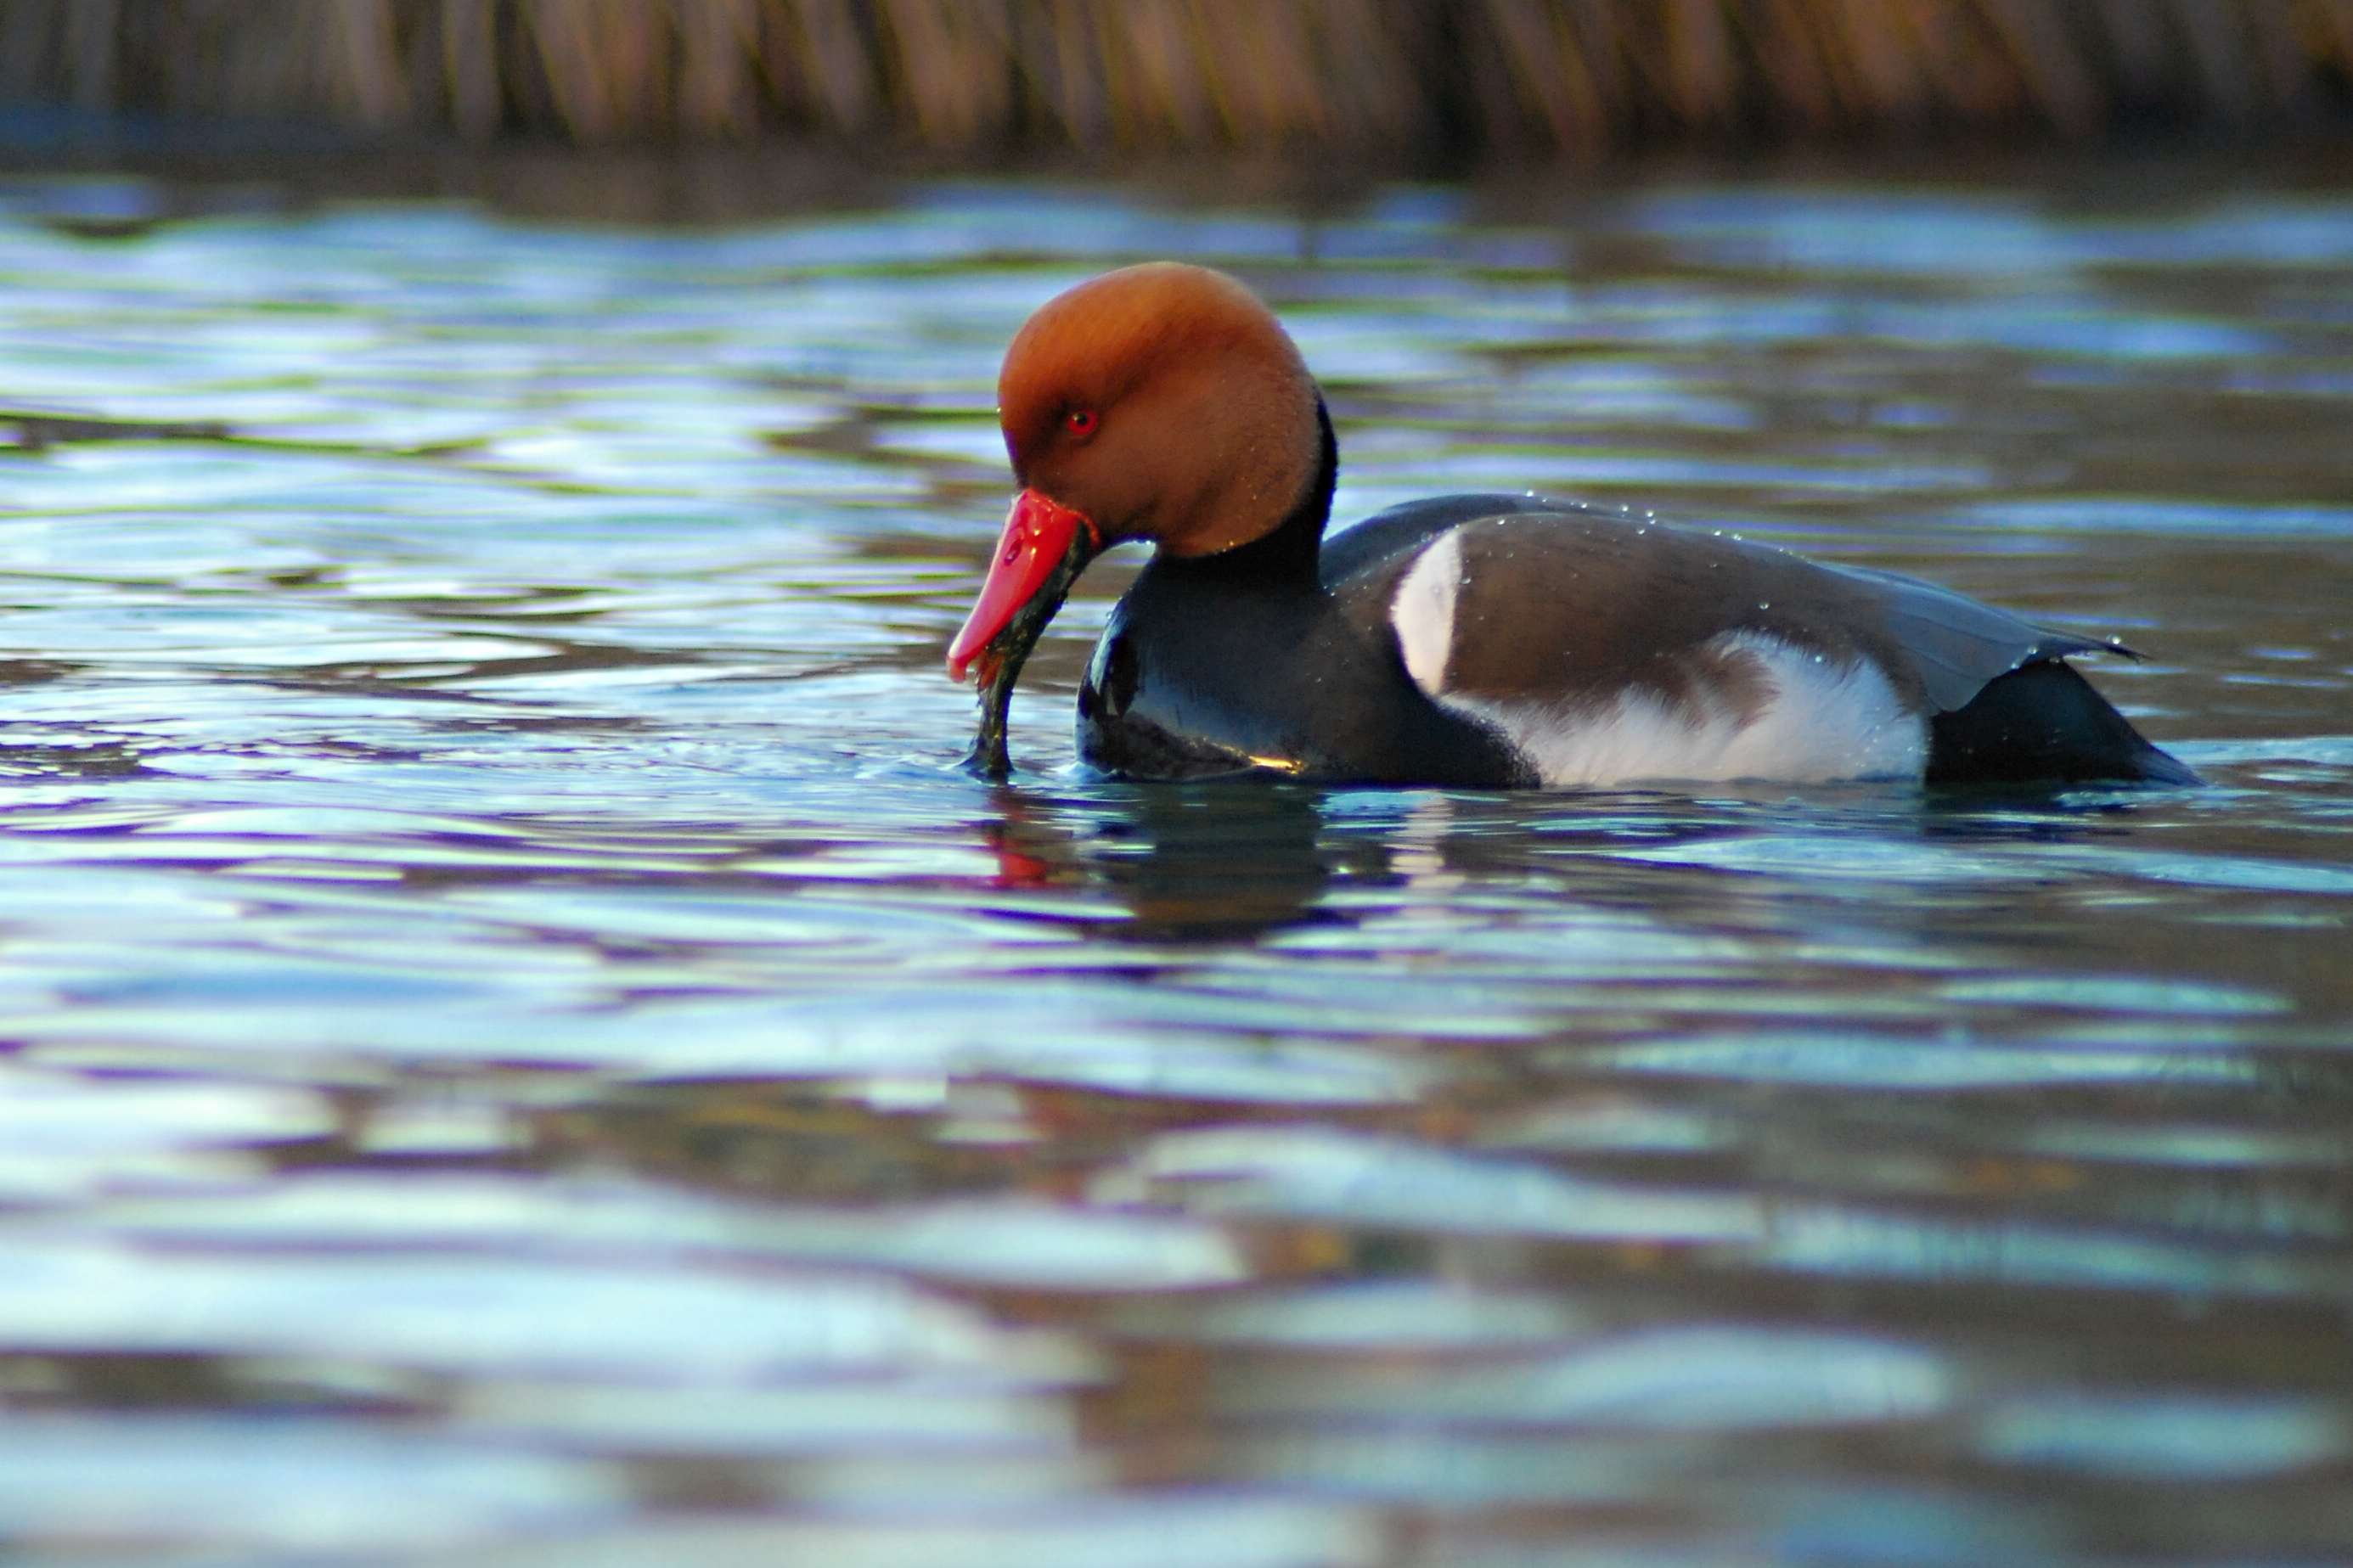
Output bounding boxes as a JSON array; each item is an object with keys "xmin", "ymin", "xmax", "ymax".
[
  {"xmin": 982, "ymin": 781, "xmax": 1379, "ymax": 943},
  {"xmin": 972, "ymin": 775, "xmax": 2164, "ymax": 950}
]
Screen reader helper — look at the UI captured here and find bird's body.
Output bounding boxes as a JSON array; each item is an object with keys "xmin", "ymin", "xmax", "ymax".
[{"xmin": 950, "ymin": 263, "xmax": 2193, "ymax": 790}]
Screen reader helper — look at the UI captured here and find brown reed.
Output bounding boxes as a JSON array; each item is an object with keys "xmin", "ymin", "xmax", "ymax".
[{"xmin": 3, "ymin": 0, "xmax": 2348, "ymax": 156}]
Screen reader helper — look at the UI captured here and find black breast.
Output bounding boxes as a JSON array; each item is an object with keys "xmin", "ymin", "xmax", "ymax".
[{"xmin": 1075, "ymin": 546, "xmax": 1532, "ymax": 787}]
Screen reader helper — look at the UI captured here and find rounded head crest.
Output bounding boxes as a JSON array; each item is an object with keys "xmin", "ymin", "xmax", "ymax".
[{"xmin": 995, "ymin": 262, "xmax": 1321, "ymax": 558}]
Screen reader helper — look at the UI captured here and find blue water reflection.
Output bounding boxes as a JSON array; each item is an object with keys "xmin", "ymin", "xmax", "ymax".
[{"xmin": 1, "ymin": 160, "xmax": 2350, "ymax": 1564}]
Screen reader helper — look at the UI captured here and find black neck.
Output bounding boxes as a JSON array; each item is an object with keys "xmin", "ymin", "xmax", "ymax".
[{"xmin": 1168, "ymin": 395, "xmax": 1337, "ymax": 585}]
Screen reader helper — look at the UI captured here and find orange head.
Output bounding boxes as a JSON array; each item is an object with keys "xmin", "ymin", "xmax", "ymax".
[
  {"xmin": 994, "ymin": 261, "xmax": 1322, "ymax": 559},
  {"xmin": 949, "ymin": 264, "xmax": 1326, "ymax": 710}
]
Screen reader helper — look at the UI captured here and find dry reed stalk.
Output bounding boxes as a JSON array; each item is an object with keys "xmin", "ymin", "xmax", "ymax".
[
  {"xmin": 1471, "ymin": 0, "xmax": 1609, "ymax": 154},
  {"xmin": 0, "ymin": 0, "xmax": 2345, "ymax": 155},
  {"xmin": 1110, "ymin": 0, "xmax": 1217, "ymax": 148},
  {"xmin": 437, "ymin": 0, "xmax": 504, "ymax": 138},
  {"xmin": 523, "ymin": 0, "xmax": 673, "ymax": 140},
  {"xmin": 674, "ymin": 0, "xmax": 763, "ymax": 136},
  {"xmin": 764, "ymin": 0, "xmax": 886, "ymax": 135},
  {"xmin": 1821, "ymin": 0, "xmax": 1918, "ymax": 124},
  {"xmin": 1981, "ymin": 0, "xmax": 2099, "ymax": 135},
  {"xmin": 1308, "ymin": 0, "xmax": 1424, "ymax": 148},
  {"xmin": 1747, "ymin": 0, "xmax": 1835, "ymax": 130},
  {"xmin": 1663, "ymin": 0, "xmax": 1737, "ymax": 131},
  {"xmin": 1022, "ymin": 0, "xmax": 1108, "ymax": 145},
  {"xmin": 326, "ymin": 0, "xmax": 408, "ymax": 126},
  {"xmin": 877, "ymin": 0, "xmax": 1014, "ymax": 147}
]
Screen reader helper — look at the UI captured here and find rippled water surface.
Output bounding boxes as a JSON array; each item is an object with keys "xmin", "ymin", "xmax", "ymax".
[{"xmin": 3, "ymin": 158, "xmax": 2350, "ymax": 1565}]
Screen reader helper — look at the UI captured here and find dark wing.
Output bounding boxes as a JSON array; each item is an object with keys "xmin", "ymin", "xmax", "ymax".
[
  {"xmin": 1329, "ymin": 497, "xmax": 2139, "ymax": 722},
  {"xmin": 1823, "ymin": 560, "xmax": 2128, "ymax": 716},
  {"xmin": 1319, "ymin": 492, "xmax": 1578, "ymax": 587}
]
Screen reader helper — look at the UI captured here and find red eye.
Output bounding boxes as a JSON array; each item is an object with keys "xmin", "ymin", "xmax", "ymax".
[{"xmin": 1063, "ymin": 407, "xmax": 1098, "ymax": 439}]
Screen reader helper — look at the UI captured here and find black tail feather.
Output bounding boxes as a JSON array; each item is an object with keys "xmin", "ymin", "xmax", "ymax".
[{"xmin": 1928, "ymin": 660, "xmax": 2197, "ymax": 786}]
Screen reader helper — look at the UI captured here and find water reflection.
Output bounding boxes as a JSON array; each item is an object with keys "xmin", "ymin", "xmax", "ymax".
[
  {"xmin": 2, "ymin": 160, "xmax": 2350, "ymax": 1565},
  {"xmin": 967, "ymin": 774, "xmax": 2204, "ymax": 975},
  {"xmin": 982, "ymin": 784, "xmax": 1371, "ymax": 942}
]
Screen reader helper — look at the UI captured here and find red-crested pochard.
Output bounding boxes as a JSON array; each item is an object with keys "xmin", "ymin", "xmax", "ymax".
[{"xmin": 949, "ymin": 262, "xmax": 2193, "ymax": 790}]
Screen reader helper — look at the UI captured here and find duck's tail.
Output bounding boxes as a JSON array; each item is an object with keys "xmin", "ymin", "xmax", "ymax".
[{"xmin": 1927, "ymin": 659, "xmax": 2198, "ymax": 786}]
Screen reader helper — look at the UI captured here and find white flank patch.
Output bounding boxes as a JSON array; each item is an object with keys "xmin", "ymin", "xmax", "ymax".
[
  {"xmin": 1437, "ymin": 631, "xmax": 1928, "ymax": 786},
  {"xmin": 1389, "ymin": 528, "xmax": 1464, "ymax": 695}
]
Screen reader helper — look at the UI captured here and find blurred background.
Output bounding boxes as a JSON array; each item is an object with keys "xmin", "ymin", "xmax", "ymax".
[
  {"xmin": 3, "ymin": 5, "xmax": 2351, "ymax": 1568},
  {"xmin": 6, "ymin": 0, "xmax": 2353, "ymax": 162}
]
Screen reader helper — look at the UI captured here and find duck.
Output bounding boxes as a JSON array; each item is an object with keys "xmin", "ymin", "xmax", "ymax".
[{"xmin": 947, "ymin": 262, "xmax": 2194, "ymax": 790}]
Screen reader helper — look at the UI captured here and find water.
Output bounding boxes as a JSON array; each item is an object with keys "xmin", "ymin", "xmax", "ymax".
[{"xmin": 3, "ymin": 156, "xmax": 2350, "ymax": 1565}]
